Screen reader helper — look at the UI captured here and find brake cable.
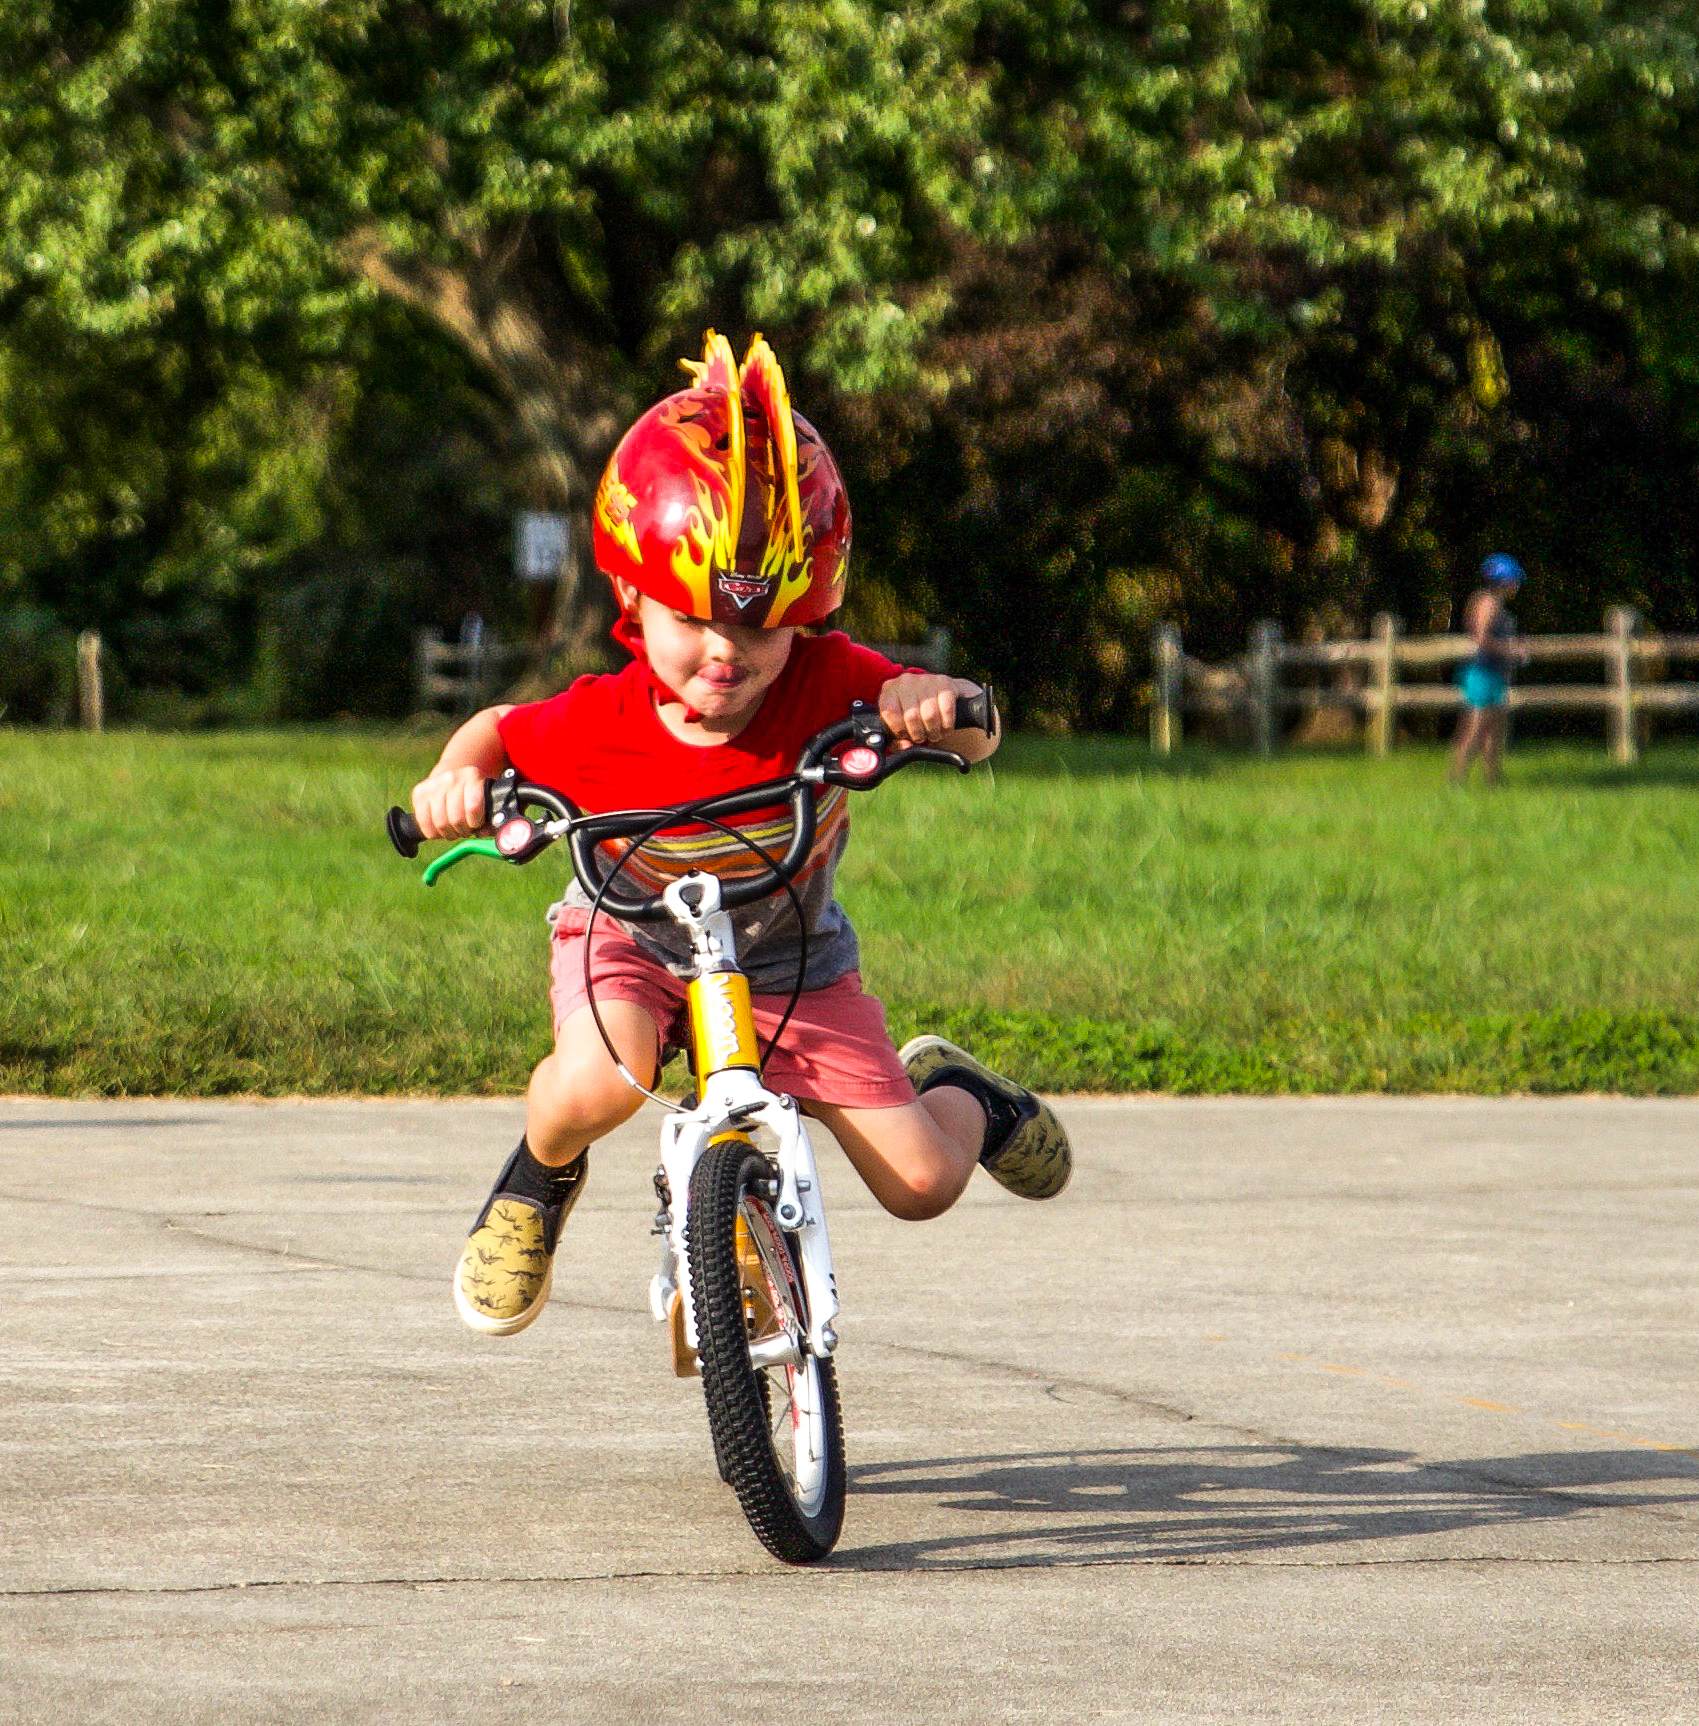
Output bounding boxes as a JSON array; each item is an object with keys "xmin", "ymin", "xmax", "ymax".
[{"xmin": 580, "ymin": 802, "xmax": 811, "ymax": 1111}]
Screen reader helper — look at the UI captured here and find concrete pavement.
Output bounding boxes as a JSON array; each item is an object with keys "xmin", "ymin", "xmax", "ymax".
[{"xmin": 2, "ymin": 1096, "xmax": 1696, "ymax": 1723}]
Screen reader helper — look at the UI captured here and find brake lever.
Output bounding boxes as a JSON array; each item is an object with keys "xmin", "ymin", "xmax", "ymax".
[
  {"xmin": 884, "ymin": 744, "xmax": 971, "ymax": 776},
  {"xmin": 818, "ymin": 741, "xmax": 969, "ymax": 788},
  {"xmin": 484, "ymin": 768, "xmax": 559, "ymax": 864}
]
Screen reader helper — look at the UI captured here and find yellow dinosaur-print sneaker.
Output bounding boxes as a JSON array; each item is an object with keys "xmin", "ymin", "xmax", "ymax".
[
  {"xmin": 900, "ymin": 1036, "xmax": 1072, "ymax": 1200},
  {"xmin": 453, "ymin": 1148, "xmax": 589, "ymax": 1336}
]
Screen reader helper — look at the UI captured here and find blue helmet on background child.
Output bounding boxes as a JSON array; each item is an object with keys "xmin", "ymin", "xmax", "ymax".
[{"xmin": 1481, "ymin": 553, "xmax": 1525, "ymax": 587}]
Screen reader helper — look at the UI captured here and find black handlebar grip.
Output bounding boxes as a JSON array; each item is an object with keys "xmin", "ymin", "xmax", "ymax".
[
  {"xmin": 957, "ymin": 684, "xmax": 999, "ymax": 737},
  {"xmin": 386, "ymin": 806, "xmax": 424, "ymax": 859}
]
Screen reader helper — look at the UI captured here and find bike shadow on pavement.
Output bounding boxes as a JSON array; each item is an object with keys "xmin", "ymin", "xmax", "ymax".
[{"xmin": 834, "ymin": 1443, "xmax": 1699, "ymax": 1571}]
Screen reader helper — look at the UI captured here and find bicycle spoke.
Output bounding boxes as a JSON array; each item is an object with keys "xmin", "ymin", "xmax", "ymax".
[{"xmin": 765, "ymin": 1370, "xmax": 800, "ymax": 1457}]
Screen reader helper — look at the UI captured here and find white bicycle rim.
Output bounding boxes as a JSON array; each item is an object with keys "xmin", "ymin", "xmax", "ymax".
[{"xmin": 742, "ymin": 1197, "xmax": 831, "ymax": 1517}]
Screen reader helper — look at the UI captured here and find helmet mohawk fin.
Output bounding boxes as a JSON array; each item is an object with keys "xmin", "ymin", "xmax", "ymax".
[
  {"xmin": 678, "ymin": 329, "xmax": 745, "ymax": 561},
  {"xmin": 680, "ymin": 327, "xmax": 740, "ymax": 394},
  {"xmin": 739, "ymin": 333, "xmax": 804, "ymax": 555}
]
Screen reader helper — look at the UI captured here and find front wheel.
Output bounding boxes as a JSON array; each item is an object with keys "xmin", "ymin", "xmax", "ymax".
[{"xmin": 687, "ymin": 1140, "xmax": 845, "ymax": 1563}]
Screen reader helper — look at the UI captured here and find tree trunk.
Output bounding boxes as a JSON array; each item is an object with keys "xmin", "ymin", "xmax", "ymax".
[{"xmin": 343, "ymin": 223, "xmax": 629, "ymax": 690}]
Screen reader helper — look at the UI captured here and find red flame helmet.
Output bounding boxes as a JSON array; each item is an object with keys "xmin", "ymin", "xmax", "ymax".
[{"xmin": 592, "ymin": 331, "xmax": 851, "ymax": 629}]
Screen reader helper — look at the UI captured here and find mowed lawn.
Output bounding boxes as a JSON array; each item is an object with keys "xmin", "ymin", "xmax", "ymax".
[{"xmin": 4, "ymin": 725, "xmax": 1699, "ymax": 1095}]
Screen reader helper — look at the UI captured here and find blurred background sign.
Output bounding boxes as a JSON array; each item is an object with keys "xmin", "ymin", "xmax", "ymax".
[{"xmin": 513, "ymin": 512, "xmax": 569, "ymax": 584}]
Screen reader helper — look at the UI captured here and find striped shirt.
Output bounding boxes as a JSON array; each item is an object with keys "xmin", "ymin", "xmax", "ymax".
[{"xmin": 496, "ymin": 632, "xmax": 905, "ymax": 993}]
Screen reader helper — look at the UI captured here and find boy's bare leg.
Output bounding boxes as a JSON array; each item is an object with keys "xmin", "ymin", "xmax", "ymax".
[
  {"xmin": 804, "ymin": 1093, "xmax": 983, "ymax": 1221},
  {"xmin": 525, "ymin": 1000, "xmax": 660, "ymax": 1166}
]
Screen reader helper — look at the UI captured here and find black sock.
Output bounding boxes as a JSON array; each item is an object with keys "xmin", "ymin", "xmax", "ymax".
[
  {"xmin": 931, "ymin": 1071, "xmax": 1023, "ymax": 1162},
  {"xmin": 500, "ymin": 1136, "xmax": 583, "ymax": 1204}
]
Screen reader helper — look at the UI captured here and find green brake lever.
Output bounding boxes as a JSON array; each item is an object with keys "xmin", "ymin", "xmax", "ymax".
[{"xmin": 423, "ymin": 838, "xmax": 502, "ymax": 886}]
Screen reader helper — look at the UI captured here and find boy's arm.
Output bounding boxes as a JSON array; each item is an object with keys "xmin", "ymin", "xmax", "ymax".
[
  {"xmin": 877, "ymin": 674, "xmax": 1000, "ymax": 764},
  {"xmin": 411, "ymin": 704, "xmax": 516, "ymax": 839}
]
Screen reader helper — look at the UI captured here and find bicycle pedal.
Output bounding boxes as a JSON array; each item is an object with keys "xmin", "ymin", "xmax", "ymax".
[{"xmin": 668, "ymin": 1290, "xmax": 700, "ymax": 1379}]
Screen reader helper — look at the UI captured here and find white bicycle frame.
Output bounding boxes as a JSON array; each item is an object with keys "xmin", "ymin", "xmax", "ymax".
[{"xmin": 634, "ymin": 873, "xmax": 841, "ymax": 1368}]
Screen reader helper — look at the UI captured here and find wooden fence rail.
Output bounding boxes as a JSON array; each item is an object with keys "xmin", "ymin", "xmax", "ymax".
[
  {"xmin": 1151, "ymin": 608, "xmax": 1699, "ymax": 764},
  {"xmin": 414, "ymin": 629, "xmax": 532, "ymax": 713}
]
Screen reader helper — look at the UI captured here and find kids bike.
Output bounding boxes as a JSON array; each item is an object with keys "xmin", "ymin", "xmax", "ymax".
[{"xmin": 386, "ymin": 690, "xmax": 995, "ymax": 1563}]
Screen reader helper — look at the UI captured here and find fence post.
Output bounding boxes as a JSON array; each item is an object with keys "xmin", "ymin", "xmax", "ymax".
[
  {"xmin": 1249, "ymin": 620, "xmax": 1282, "ymax": 756},
  {"xmin": 413, "ymin": 631, "xmax": 437, "ymax": 713},
  {"xmin": 1151, "ymin": 623, "xmax": 1182, "ymax": 756},
  {"xmin": 1606, "ymin": 605, "xmax": 1639, "ymax": 765},
  {"xmin": 76, "ymin": 630, "xmax": 105, "ymax": 732},
  {"xmin": 458, "ymin": 613, "xmax": 488, "ymax": 714},
  {"xmin": 1368, "ymin": 612, "xmax": 1400, "ymax": 757}
]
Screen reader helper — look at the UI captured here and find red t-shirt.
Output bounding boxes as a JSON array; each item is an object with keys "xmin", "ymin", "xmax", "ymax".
[
  {"xmin": 497, "ymin": 630, "xmax": 901, "ymax": 813},
  {"xmin": 496, "ymin": 631, "xmax": 905, "ymax": 990}
]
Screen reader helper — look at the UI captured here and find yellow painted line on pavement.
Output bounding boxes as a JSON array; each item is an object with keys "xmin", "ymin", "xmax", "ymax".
[
  {"xmin": 1268, "ymin": 1346, "xmax": 1699, "ymax": 1461},
  {"xmin": 1275, "ymin": 1350, "xmax": 1416, "ymax": 1393}
]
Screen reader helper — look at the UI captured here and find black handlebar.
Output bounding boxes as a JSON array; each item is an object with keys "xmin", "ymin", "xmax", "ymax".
[
  {"xmin": 565, "ymin": 777, "xmax": 814, "ymax": 922},
  {"xmin": 387, "ymin": 684, "xmax": 999, "ymax": 920},
  {"xmin": 386, "ymin": 806, "xmax": 425, "ymax": 859},
  {"xmin": 955, "ymin": 685, "xmax": 997, "ymax": 738},
  {"xmin": 386, "ymin": 776, "xmax": 497, "ymax": 860}
]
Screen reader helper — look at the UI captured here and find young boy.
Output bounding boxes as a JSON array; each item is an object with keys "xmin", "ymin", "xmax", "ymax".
[{"xmin": 411, "ymin": 331, "xmax": 1071, "ymax": 1336}]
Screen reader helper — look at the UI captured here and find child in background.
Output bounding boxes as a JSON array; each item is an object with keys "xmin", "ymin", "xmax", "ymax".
[
  {"xmin": 1450, "ymin": 553, "xmax": 1529, "ymax": 786},
  {"xmin": 410, "ymin": 332, "xmax": 1071, "ymax": 1335}
]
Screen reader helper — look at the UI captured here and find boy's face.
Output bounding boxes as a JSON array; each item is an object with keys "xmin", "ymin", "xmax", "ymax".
[{"xmin": 628, "ymin": 589, "xmax": 797, "ymax": 726}]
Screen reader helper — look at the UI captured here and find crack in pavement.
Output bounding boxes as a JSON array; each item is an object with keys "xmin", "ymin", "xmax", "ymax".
[
  {"xmin": 8, "ymin": 1218, "xmax": 1693, "ymax": 1537},
  {"xmin": 857, "ymin": 1337, "xmax": 1699, "ymax": 1531},
  {"xmin": 7, "ymin": 1176, "xmax": 1694, "ymax": 1583},
  {"xmin": 7, "ymin": 1550, "xmax": 1698, "ymax": 1604}
]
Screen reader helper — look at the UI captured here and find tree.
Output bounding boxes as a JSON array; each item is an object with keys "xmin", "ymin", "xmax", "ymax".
[
  {"xmin": 0, "ymin": 0, "xmax": 1004, "ymax": 680},
  {"xmin": 3, "ymin": 0, "xmax": 1697, "ymax": 721},
  {"xmin": 842, "ymin": 0, "xmax": 1699, "ymax": 720}
]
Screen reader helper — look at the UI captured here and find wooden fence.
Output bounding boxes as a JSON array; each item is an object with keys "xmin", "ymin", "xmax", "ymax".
[
  {"xmin": 1150, "ymin": 607, "xmax": 1699, "ymax": 764},
  {"xmin": 413, "ymin": 630, "xmax": 532, "ymax": 713}
]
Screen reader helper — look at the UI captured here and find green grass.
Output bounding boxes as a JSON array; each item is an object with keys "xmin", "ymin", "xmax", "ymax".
[{"xmin": 5, "ymin": 725, "xmax": 1699, "ymax": 1095}]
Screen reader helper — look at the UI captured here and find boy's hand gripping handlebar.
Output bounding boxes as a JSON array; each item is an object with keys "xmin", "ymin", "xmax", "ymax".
[{"xmin": 385, "ymin": 686, "xmax": 998, "ymax": 917}]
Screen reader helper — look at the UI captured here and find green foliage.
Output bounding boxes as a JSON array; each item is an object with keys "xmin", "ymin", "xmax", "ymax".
[
  {"xmin": 844, "ymin": 0, "xmax": 1699, "ymax": 715},
  {"xmin": 0, "ymin": 607, "xmax": 74, "ymax": 722},
  {"xmin": 2, "ymin": 0, "xmax": 1698, "ymax": 717},
  {"xmin": 263, "ymin": 560, "xmax": 423, "ymax": 721}
]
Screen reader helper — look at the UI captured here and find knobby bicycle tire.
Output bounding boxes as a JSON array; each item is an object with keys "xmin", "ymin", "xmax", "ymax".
[{"xmin": 686, "ymin": 1140, "xmax": 846, "ymax": 1563}]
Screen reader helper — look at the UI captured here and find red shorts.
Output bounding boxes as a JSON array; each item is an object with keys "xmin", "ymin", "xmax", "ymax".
[{"xmin": 548, "ymin": 910, "xmax": 916, "ymax": 1110}]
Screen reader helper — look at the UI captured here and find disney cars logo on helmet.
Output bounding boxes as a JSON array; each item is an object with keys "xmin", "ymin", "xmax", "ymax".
[{"xmin": 592, "ymin": 331, "xmax": 852, "ymax": 629}]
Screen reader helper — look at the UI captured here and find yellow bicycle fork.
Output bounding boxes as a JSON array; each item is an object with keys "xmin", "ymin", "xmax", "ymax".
[
  {"xmin": 686, "ymin": 967, "xmax": 761, "ymax": 1095},
  {"xmin": 667, "ymin": 967, "xmax": 763, "ymax": 1378}
]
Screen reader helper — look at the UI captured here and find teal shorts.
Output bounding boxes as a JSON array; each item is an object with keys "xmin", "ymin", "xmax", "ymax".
[{"xmin": 1457, "ymin": 663, "xmax": 1508, "ymax": 709}]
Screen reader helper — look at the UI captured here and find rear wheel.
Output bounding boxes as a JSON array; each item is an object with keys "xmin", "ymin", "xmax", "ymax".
[{"xmin": 687, "ymin": 1140, "xmax": 845, "ymax": 1563}]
